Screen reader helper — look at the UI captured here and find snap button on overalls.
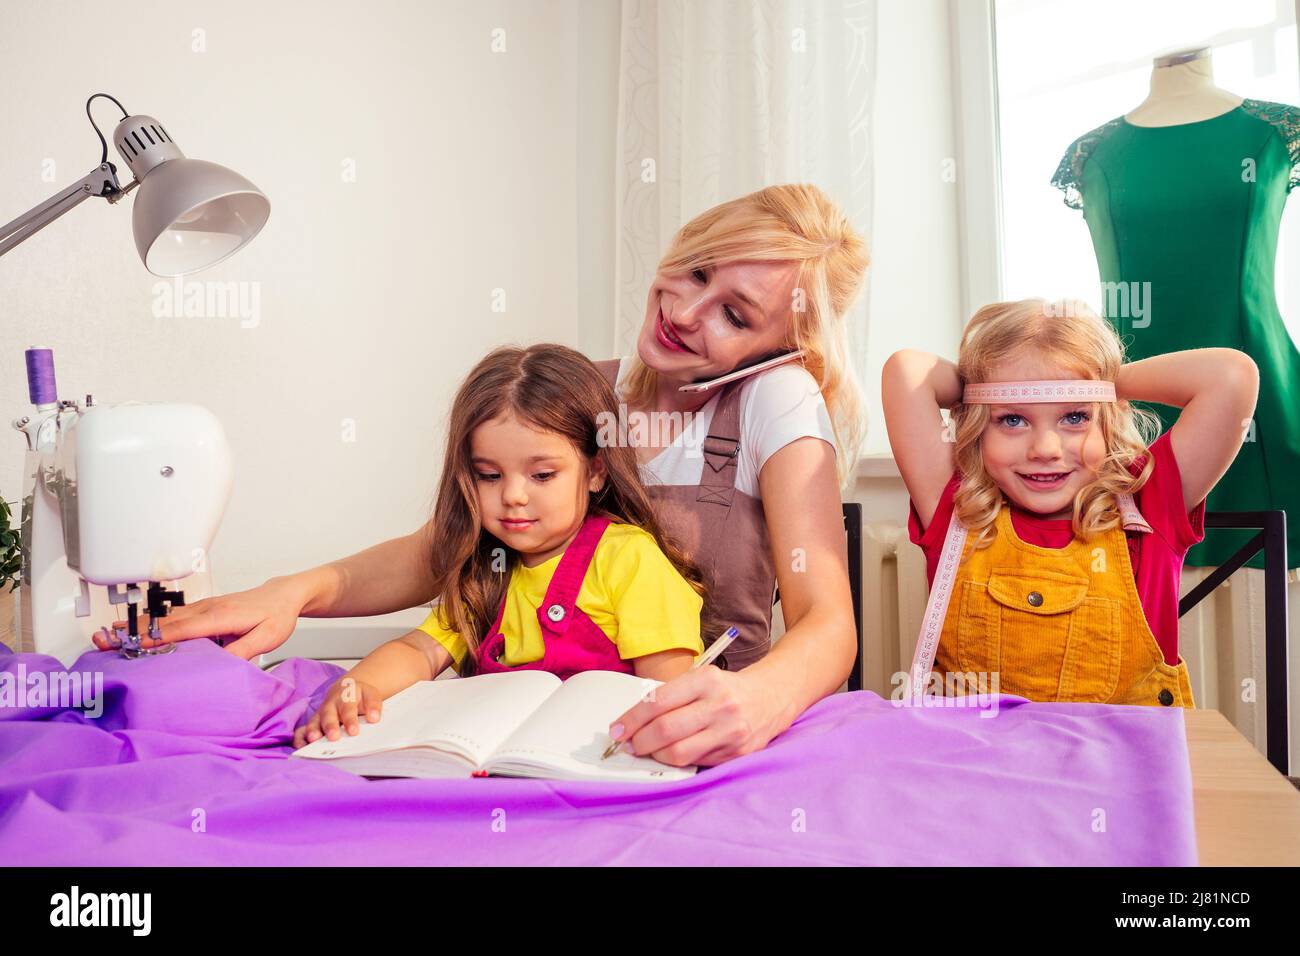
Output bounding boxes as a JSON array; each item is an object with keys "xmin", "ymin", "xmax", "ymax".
[
  {"xmin": 473, "ymin": 514, "xmax": 634, "ymax": 680},
  {"xmin": 934, "ymin": 501, "xmax": 1195, "ymax": 707}
]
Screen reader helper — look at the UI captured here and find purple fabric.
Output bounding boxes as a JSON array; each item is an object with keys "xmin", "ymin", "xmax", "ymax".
[{"xmin": 0, "ymin": 640, "xmax": 1197, "ymax": 865}]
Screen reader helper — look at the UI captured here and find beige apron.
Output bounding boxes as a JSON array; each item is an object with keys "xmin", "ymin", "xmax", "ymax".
[{"xmin": 595, "ymin": 359, "xmax": 775, "ymax": 670}]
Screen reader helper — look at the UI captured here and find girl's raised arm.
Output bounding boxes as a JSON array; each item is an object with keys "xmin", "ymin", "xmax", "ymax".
[
  {"xmin": 1117, "ymin": 348, "xmax": 1259, "ymax": 512},
  {"xmin": 881, "ymin": 349, "xmax": 962, "ymax": 530}
]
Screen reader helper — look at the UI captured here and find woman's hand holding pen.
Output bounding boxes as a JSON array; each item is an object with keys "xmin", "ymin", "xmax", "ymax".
[{"xmin": 605, "ymin": 664, "xmax": 789, "ymax": 767}]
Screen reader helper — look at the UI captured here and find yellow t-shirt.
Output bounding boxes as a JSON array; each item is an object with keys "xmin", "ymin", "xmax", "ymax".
[{"xmin": 418, "ymin": 522, "xmax": 704, "ymax": 674}]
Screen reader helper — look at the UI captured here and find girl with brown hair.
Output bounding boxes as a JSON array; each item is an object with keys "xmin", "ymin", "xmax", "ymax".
[{"xmin": 291, "ymin": 344, "xmax": 710, "ymax": 746}]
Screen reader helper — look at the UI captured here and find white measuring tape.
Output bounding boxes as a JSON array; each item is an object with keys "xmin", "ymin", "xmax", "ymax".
[
  {"xmin": 961, "ymin": 380, "xmax": 1116, "ymax": 404},
  {"xmin": 905, "ymin": 377, "xmax": 1149, "ymax": 701},
  {"xmin": 906, "ymin": 511, "xmax": 968, "ymax": 702}
]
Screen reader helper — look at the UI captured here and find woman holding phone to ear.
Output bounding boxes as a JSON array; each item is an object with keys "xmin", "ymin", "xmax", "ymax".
[{"xmin": 94, "ymin": 184, "xmax": 869, "ymax": 768}]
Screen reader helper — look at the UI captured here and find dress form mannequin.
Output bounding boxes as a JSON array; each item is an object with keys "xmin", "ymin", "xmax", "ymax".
[
  {"xmin": 1052, "ymin": 55, "xmax": 1300, "ymax": 763},
  {"xmin": 1053, "ymin": 72, "xmax": 1300, "ymax": 571},
  {"xmin": 1124, "ymin": 47, "xmax": 1244, "ymax": 127}
]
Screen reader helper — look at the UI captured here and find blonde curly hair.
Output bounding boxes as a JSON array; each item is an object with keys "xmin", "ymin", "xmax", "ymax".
[{"xmin": 952, "ymin": 298, "xmax": 1161, "ymax": 546}]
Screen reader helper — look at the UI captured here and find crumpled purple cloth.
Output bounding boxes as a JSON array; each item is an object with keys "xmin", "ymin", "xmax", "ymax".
[{"xmin": 0, "ymin": 639, "xmax": 1197, "ymax": 865}]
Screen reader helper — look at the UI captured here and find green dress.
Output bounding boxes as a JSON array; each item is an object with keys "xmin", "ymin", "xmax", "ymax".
[{"xmin": 1052, "ymin": 100, "xmax": 1300, "ymax": 568}]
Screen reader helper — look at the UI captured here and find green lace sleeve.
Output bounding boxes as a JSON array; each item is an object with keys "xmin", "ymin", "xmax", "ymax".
[
  {"xmin": 1050, "ymin": 116, "xmax": 1125, "ymax": 210},
  {"xmin": 1239, "ymin": 99, "xmax": 1300, "ymax": 192}
]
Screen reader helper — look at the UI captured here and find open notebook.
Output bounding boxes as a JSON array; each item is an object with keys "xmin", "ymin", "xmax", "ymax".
[{"xmin": 290, "ymin": 670, "xmax": 697, "ymax": 782}]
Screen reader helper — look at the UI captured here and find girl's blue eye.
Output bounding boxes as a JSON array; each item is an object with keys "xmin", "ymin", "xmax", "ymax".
[
  {"xmin": 997, "ymin": 414, "xmax": 1024, "ymax": 427},
  {"xmin": 1062, "ymin": 411, "xmax": 1090, "ymax": 426}
]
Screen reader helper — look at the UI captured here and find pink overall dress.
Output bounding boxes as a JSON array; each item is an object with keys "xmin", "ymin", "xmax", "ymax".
[{"xmin": 473, "ymin": 514, "xmax": 635, "ymax": 680}]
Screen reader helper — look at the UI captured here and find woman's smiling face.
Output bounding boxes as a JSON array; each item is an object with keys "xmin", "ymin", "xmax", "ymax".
[{"xmin": 636, "ymin": 260, "xmax": 801, "ymax": 383}]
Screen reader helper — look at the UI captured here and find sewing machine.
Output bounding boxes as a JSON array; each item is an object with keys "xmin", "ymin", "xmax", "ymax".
[{"xmin": 11, "ymin": 347, "xmax": 232, "ymax": 665}]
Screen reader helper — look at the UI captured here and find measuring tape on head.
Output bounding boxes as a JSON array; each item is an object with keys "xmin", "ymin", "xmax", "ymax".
[
  {"xmin": 905, "ymin": 377, "xmax": 1149, "ymax": 701},
  {"xmin": 960, "ymin": 380, "xmax": 1116, "ymax": 404}
]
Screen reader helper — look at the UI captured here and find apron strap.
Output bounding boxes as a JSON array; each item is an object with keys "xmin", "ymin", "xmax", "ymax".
[
  {"xmin": 593, "ymin": 357, "xmax": 742, "ymax": 509},
  {"xmin": 594, "ymin": 358, "xmax": 620, "ymax": 391},
  {"xmin": 697, "ymin": 384, "xmax": 742, "ymax": 509}
]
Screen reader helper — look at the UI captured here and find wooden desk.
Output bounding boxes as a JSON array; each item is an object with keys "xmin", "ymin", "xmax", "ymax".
[{"xmin": 1186, "ymin": 709, "xmax": 1300, "ymax": 865}]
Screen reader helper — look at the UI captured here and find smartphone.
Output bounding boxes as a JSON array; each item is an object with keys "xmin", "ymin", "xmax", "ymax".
[{"xmin": 676, "ymin": 349, "xmax": 807, "ymax": 393}]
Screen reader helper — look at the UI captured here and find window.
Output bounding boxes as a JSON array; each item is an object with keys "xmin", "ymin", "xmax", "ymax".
[{"xmin": 992, "ymin": 0, "xmax": 1300, "ymax": 341}]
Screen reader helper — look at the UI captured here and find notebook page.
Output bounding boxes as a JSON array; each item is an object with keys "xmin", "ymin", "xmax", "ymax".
[
  {"xmin": 294, "ymin": 671, "xmax": 561, "ymax": 766},
  {"xmin": 488, "ymin": 670, "xmax": 696, "ymax": 780}
]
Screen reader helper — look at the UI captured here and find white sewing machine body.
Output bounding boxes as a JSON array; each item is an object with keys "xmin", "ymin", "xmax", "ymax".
[{"xmin": 13, "ymin": 394, "xmax": 232, "ymax": 666}]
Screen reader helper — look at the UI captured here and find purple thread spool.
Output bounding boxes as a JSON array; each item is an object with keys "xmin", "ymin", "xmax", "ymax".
[{"xmin": 25, "ymin": 347, "xmax": 57, "ymax": 406}]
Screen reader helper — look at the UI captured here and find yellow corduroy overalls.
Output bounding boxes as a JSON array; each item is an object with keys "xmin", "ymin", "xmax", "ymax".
[{"xmin": 934, "ymin": 503, "xmax": 1195, "ymax": 708}]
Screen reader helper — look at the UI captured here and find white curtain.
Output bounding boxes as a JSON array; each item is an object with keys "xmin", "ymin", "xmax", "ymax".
[{"xmin": 613, "ymin": 0, "xmax": 877, "ymax": 364}]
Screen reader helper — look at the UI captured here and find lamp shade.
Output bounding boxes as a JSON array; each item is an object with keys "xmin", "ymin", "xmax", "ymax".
[
  {"xmin": 132, "ymin": 158, "xmax": 270, "ymax": 276},
  {"xmin": 113, "ymin": 114, "xmax": 269, "ymax": 276}
]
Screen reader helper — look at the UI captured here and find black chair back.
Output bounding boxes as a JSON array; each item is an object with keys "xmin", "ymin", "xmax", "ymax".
[{"xmin": 1178, "ymin": 510, "xmax": 1289, "ymax": 775}]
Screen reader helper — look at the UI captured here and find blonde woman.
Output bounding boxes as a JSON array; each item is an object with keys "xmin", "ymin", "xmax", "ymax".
[
  {"xmin": 882, "ymin": 298, "xmax": 1258, "ymax": 707},
  {"xmin": 95, "ymin": 184, "xmax": 869, "ymax": 767}
]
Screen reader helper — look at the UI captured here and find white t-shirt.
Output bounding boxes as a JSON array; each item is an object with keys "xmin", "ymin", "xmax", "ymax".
[{"xmin": 613, "ymin": 356, "xmax": 837, "ymax": 499}]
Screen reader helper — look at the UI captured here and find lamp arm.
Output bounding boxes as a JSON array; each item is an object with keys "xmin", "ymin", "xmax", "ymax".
[{"xmin": 0, "ymin": 162, "xmax": 132, "ymax": 258}]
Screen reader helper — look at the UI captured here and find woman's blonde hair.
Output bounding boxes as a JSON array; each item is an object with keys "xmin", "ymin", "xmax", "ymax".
[
  {"xmin": 952, "ymin": 298, "xmax": 1161, "ymax": 545},
  {"xmin": 620, "ymin": 183, "xmax": 869, "ymax": 486}
]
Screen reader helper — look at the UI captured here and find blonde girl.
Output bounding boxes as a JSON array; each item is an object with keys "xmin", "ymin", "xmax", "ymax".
[{"xmin": 883, "ymin": 298, "xmax": 1258, "ymax": 706}]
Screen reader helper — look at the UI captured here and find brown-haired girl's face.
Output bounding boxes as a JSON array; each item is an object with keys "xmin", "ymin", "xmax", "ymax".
[
  {"xmin": 469, "ymin": 411, "xmax": 606, "ymax": 568},
  {"xmin": 978, "ymin": 356, "xmax": 1107, "ymax": 519},
  {"xmin": 637, "ymin": 260, "xmax": 799, "ymax": 383}
]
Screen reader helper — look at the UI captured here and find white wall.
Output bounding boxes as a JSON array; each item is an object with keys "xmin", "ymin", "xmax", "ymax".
[
  {"xmin": 1, "ymin": 0, "xmax": 601, "ymax": 594},
  {"xmin": 1, "ymin": 0, "xmax": 960, "ymax": 596}
]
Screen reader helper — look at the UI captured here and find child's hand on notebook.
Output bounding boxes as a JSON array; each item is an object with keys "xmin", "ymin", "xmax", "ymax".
[{"xmin": 293, "ymin": 676, "xmax": 384, "ymax": 749}]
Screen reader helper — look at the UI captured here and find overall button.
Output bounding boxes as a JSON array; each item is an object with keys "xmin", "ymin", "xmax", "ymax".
[
  {"xmin": 1026, "ymin": 591, "xmax": 1044, "ymax": 607},
  {"xmin": 546, "ymin": 604, "xmax": 566, "ymax": 622},
  {"xmin": 1158, "ymin": 689, "xmax": 1174, "ymax": 706}
]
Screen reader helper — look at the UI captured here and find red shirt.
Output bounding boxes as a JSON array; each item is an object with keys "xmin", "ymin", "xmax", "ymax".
[{"xmin": 907, "ymin": 431, "xmax": 1205, "ymax": 665}]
